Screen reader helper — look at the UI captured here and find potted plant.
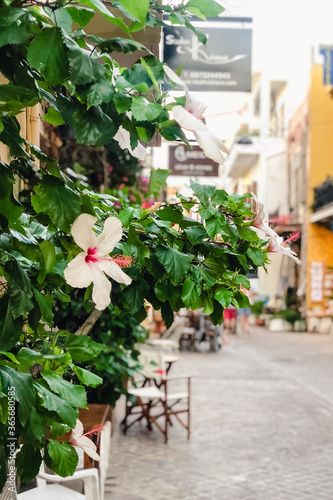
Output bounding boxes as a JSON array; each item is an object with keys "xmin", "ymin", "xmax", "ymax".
[{"xmin": 250, "ymin": 300, "xmax": 266, "ymax": 326}]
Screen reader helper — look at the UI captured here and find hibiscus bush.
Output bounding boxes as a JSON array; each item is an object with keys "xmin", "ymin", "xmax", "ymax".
[{"xmin": 0, "ymin": 0, "xmax": 285, "ymax": 493}]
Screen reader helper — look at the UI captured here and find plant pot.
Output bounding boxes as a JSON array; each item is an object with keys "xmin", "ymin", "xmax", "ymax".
[{"xmin": 79, "ymin": 404, "xmax": 113, "ymax": 469}]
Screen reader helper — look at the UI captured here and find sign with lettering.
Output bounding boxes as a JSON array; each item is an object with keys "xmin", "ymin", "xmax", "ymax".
[
  {"xmin": 169, "ymin": 144, "xmax": 219, "ymax": 177},
  {"xmin": 163, "ymin": 18, "xmax": 252, "ymax": 92}
]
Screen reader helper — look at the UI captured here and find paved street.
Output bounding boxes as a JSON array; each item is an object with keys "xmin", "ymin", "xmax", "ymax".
[{"xmin": 106, "ymin": 328, "xmax": 333, "ymax": 500}]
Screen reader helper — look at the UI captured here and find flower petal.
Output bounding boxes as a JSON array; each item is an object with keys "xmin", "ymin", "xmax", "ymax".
[
  {"xmin": 64, "ymin": 253, "xmax": 94, "ymax": 288},
  {"xmin": 163, "ymin": 65, "xmax": 187, "ymax": 89},
  {"xmin": 114, "ymin": 127, "xmax": 146, "ymax": 160},
  {"xmin": 185, "ymin": 91, "xmax": 207, "ymax": 118},
  {"xmin": 97, "ymin": 260, "xmax": 132, "ymax": 286},
  {"xmin": 71, "ymin": 214, "xmax": 98, "ymax": 251},
  {"xmin": 91, "ymin": 267, "xmax": 112, "ymax": 311},
  {"xmin": 172, "ymin": 105, "xmax": 206, "ymax": 132},
  {"xmin": 132, "ymin": 142, "xmax": 147, "ymax": 161},
  {"xmin": 72, "ymin": 419, "xmax": 84, "ymax": 439},
  {"xmin": 268, "ymin": 236, "xmax": 301, "ymax": 265},
  {"xmin": 71, "ymin": 435, "xmax": 100, "ymax": 462},
  {"xmin": 96, "ymin": 217, "xmax": 123, "ymax": 255},
  {"xmin": 193, "ymin": 129, "xmax": 229, "ymax": 165}
]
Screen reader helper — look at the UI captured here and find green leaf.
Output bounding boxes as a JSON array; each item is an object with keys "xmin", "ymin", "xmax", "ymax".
[
  {"xmin": 202, "ymin": 293, "xmax": 214, "ymax": 315},
  {"xmin": 155, "ymin": 245, "xmax": 192, "ymax": 285},
  {"xmin": 121, "ymin": 56, "xmax": 164, "ymax": 89},
  {"xmin": 16, "ymin": 445, "xmax": 43, "ymax": 484},
  {"xmin": 34, "ymin": 380, "xmax": 78, "ymax": 427},
  {"xmin": 0, "ymin": 7, "xmax": 31, "ymax": 48},
  {"xmin": 16, "ymin": 348, "xmax": 71, "ymax": 370},
  {"xmin": 71, "ymin": 365, "xmax": 103, "ymax": 388},
  {"xmin": 57, "ymin": 96, "xmax": 116, "ymax": 146},
  {"xmin": 209, "ymin": 300, "xmax": 224, "ymax": 325},
  {"xmin": 31, "ymin": 176, "xmax": 81, "ymax": 233},
  {"xmin": 247, "ymin": 247, "xmax": 265, "ymax": 266},
  {"xmin": 96, "ymin": 37, "xmax": 147, "ymax": 54},
  {"xmin": 184, "ymin": 226, "xmax": 208, "ymax": 245},
  {"xmin": 66, "ymin": 6, "xmax": 94, "ymax": 27},
  {"xmin": 43, "ymin": 107, "xmax": 65, "ymax": 126},
  {"xmin": 63, "ymin": 36, "xmax": 104, "ymax": 86},
  {"xmin": 27, "ymin": 408, "xmax": 47, "ymax": 443},
  {"xmin": 235, "ymin": 274, "xmax": 251, "ymax": 289},
  {"xmin": 41, "ymin": 371, "xmax": 87, "ymax": 409},
  {"xmin": 0, "ymin": 84, "xmax": 38, "ymax": 110},
  {"xmin": 114, "ymin": 92, "xmax": 132, "ymax": 113},
  {"xmin": 118, "ymin": 207, "xmax": 135, "ymax": 227},
  {"xmin": 46, "ymin": 7, "xmax": 72, "ymax": 32},
  {"xmin": 0, "ymin": 351, "xmax": 19, "ymax": 364},
  {"xmin": 0, "ymin": 296, "xmax": 24, "ymax": 351},
  {"xmin": 126, "ymin": 226, "xmax": 150, "ymax": 258},
  {"xmin": 214, "ymin": 287, "xmax": 232, "ymax": 308},
  {"xmin": 237, "ymin": 226, "xmax": 259, "ymax": 242},
  {"xmin": 160, "ymin": 301, "xmax": 174, "ymax": 329},
  {"xmin": 149, "ymin": 169, "xmax": 170, "ymax": 196},
  {"xmin": 46, "ymin": 440, "xmax": 78, "ymax": 478},
  {"xmin": 186, "ymin": 0, "xmax": 225, "ymax": 18},
  {"xmin": 33, "ymin": 289, "xmax": 54, "ymax": 324},
  {"xmin": 53, "ymin": 288, "xmax": 71, "ymax": 302},
  {"xmin": 65, "ymin": 334, "xmax": 105, "ymax": 361},
  {"xmin": 38, "ymin": 240, "xmax": 56, "ymax": 284},
  {"xmin": 0, "ymin": 161, "xmax": 15, "ymax": 200},
  {"xmin": 5, "ymin": 258, "xmax": 33, "ymax": 319},
  {"xmin": 0, "ymin": 392, "xmax": 8, "ymax": 425},
  {"xmin": 211, "ymin": 189, "xmax": 228, "ymax": 205},
  {"xmin": 28, "ymin": 143, "xmax": 61, "ymax": 177},
  {"xmin": 0, "ymin": 116, "xmax": 31, "ymax": 159},
  {"xmin": 181, "ymin": 278, "xmax": 201, "ymax": 309},
  {"xmin": 119, "ymin": 0, "xmax": 149, "ymax": 24},
  {"xmin": 235, "ymin": 291, "xmax": 250, "ymax": 308},
  {"xmin": 0, "ymin": 190, "xmax": 24, "ymax": 225},
  {"xmin": 158, "ymin": 207, "xmax": 183, "ymax": 224},
  {"xmin": 79, "ymin": 0, "xmax": 130, "ymax": 34},
  {"xmin": 190, "ymin": 180, "xmax": 215, "ymax": 203},
  {"xmin": 123, "ymin": 278, "xmax": 149, "ymax": 314},
  {"xmin": 0, "ymin": 366, "xmax": 35, "ymax": 425},
  {"xmin": 0, "ymin": 119, "xmax": 3, "ymax": 134},
  {"xmin": 27, "ymin": 27, "xmax": 69, "ymax": 86},
  {"xmin": 169, "ymin": 11, "xmax": 207, "ymax": 44},
  {"xmin": 205, "ymin": 214, "xmax": 226, "ymax": 239},
  {"xmin": 86, "ymin": 80, "xmax": 114, "ymax": 109},
  {"xmin": 131, "ymin": 96, "xmax": 162, "ymax": 121},
  {"xmin": 49, "ymin": 422, "xmax": 71, "ymax": 438}
]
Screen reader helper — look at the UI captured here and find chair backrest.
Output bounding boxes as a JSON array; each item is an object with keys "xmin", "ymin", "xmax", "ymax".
[
  {"xmin": 99, "ymin": 421, "xmax": 111, "ymax": 500},
  {"xmin": 0, "ymin": 486, "xmax": 17, "ymax": 500},
  {"xmin": 136, "ymin": 347, "xmax": 166, "ymax": 381},
  {"xmin": 161, "ymin": 317, "xmax": 188, "ymax": 343}
]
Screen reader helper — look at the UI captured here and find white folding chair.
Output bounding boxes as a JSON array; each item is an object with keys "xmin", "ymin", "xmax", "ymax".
[{"xmin": 122, "ymin": 347, "xmax": 191, "ymax": 443}]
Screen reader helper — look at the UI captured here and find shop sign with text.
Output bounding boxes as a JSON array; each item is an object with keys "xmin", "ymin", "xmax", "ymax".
[{"xmin": 169, "ymin": 144, "xmax": 219, "ymax": 176}]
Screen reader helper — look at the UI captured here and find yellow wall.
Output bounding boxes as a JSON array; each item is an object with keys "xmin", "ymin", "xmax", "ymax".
[{"xmin": 307, "ymin": 65, "xmax": 333, "ymax": 312}]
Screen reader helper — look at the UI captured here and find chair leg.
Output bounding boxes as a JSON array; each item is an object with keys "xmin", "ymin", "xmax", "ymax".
[{"xmin": 187, "ymin": 377, "xmax": 191, "ymax": 439}]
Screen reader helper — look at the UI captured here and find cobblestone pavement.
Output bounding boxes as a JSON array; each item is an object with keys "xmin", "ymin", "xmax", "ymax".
[{"xmin": 105, "ymin": 329, "xmax": 333, "ymax": 500}]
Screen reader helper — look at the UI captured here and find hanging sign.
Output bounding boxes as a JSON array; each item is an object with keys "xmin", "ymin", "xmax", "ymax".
[
  {"xmin": 163, "ymin": 18, "xmax": 252, "ymax": 92},
  {"xmin": 169, "ymin": 144, "xmax": 219, "ymax": 177}
]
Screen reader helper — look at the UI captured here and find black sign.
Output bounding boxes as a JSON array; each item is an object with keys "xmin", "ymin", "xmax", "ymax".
[
  {"xmin": 169, "ymin": 144, "xmax": 219, "ymax": 177},
  {"xmin": 163, "ymin": 19, "xmax": 252, "ymax": 92}
]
